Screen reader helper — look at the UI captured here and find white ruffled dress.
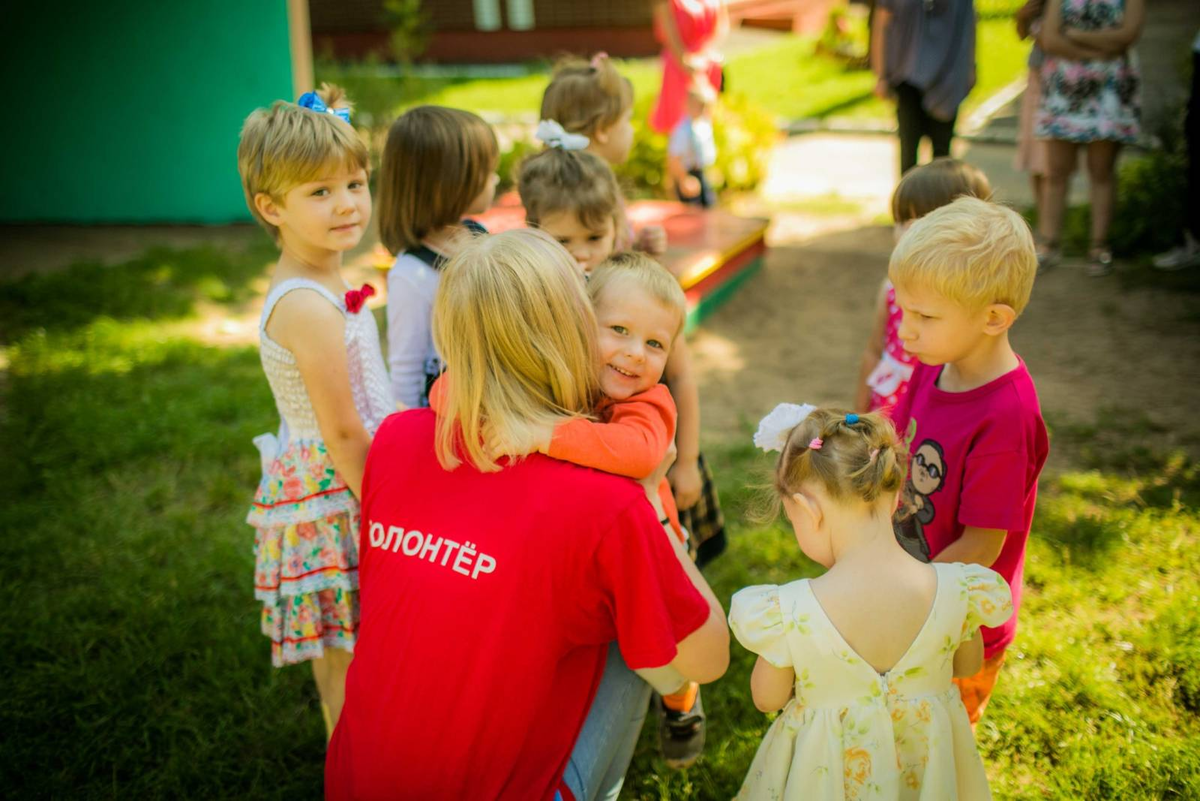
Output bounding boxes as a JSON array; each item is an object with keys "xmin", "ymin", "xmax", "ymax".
[
  {"xmin": 729, "ymin": 563, "xmax": 1012, "ymax": 800},
  {"xmin": 246, "ymin": 278, "xmax": 393, "ymax": 666}
]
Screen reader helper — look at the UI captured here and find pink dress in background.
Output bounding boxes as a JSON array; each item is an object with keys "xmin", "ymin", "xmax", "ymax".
[
  {"xmin": 650, "ymin": 0, "xmax": 724, "ymax": 134},
  {"xmin": 866, "ymin": 281, "xmax": 917, "ymax": 414}
]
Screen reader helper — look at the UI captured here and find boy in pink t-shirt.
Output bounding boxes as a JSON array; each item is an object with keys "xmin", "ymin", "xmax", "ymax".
[{"xmin": 888, "ymin": 196, "xmax": 1049, "ymax": 725}]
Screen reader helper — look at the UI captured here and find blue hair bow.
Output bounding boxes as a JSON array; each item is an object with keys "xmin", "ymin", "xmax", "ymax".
[
  {"xmin": 845, "ymin": 413, "xmax": 860, "ymax": 425},
  {"xmin": 297, "ymin": 91, "xmax": 352, "ymax": 124}
]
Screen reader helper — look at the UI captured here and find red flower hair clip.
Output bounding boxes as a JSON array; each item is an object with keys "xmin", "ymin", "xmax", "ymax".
[{"xmin": 344, "ymin": 283, "xmax": 375, "ymax": 313}]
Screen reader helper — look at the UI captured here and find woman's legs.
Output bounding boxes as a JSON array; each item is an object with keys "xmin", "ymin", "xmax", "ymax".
[
  {"xmin": 1039, "ymin": 139, "xmax": 1079, "ymax": 254},
  {"xmin": 1085, "ymin": 139, "xmax": 1121, "ymax": 249},
  {"xmin": 563, "ymin": 643, "xmax": 653, "ymax": 801},
  {"xmin": 927, "ymin": 108, "xmax": 957, "ymax": 161},
  {"xmin": 311, "ymin": 647, "xmax": 354, "ymax": 740},
  {"xmin": 895, "ymin": 82, "xmax": 924, "ymax": 175}
]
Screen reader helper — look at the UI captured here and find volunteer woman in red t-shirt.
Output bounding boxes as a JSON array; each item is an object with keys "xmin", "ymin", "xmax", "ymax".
[{"xmin": 326, "ymin": 229, "xmax": 729, "ymax": 801}]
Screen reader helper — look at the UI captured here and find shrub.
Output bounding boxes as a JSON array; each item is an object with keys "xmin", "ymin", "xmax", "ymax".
[{"xmin": 616, "ymin": 90, "xmax": 780, "ymax": 198}]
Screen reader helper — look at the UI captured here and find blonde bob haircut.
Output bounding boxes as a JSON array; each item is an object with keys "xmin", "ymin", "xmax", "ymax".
[
  {"xmin": 518, "ymin": 147, "xmax": 626, "ymax": 236},
  {"xmin": 589, "ymin": 252, "xmax": 688, "ymax": 342},
  {"xmin": 771, "ymin": 408, "xmax": 908, "ymax": 514},
  {"xmin": 432, "ymin": 228, "xmax": 599, "ymax": 472},
  {"xmin": 891, "ymin": 157, "xmax": 993, "ymax": 224},
  {"xmin": 889, "ymin": 196, "xmax": 1037, "ymax": 315},
  {"xmin": 540, "ymin": 54, "xmax": 634, "ymax": 139},
  {"xmin": 237, "ymin": 83, "xmax": 369, "ymax": 241},
  {"xmin": 378, "ymin": 105, "xmax": 499, "ymax": 256}
]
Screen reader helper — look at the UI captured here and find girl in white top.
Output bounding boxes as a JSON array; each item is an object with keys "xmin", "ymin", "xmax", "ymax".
[
  {"xmin": 730, "ymin": 404, "xmax": 1012, "ymax": 800},
  {"xmin": 237, "ymin": 85, "xmax": 393, "ymax": 739},
  {"xmin": 377, "ymin": 106, "xmax": 499, "ymax": 408}
]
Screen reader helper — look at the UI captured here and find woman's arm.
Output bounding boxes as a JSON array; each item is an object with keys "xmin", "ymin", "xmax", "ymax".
[
  {"xmin": 665, "ymin": 336, "xmax": 703, "ymax": 510},
  {"xmin": 1037, "ymin": 0, "xmax": 1108, "ymax": 59},
  {"xmin": 750, "ymin": 656, "xmax": 795, "ymax": 712},
  {"xmin": 272, "ymin": 292, "xmax": 372, "ymax": 497},
  {"xmin": 654, "ymin": 0, "xmax": 694, "ymax": 70},
  {"xmin": 1015, "ymin": 0, "xmax": 1044, "ymax": 39},
  {"xmin": 665, "ymin": 530, "xmax": 731, "ymax": 685},
  {"xmin": 870, "ymin": 7, "xmax": 893, "ymax": 99},
  {"xmin": 953, "ymin": 630, "xmax": 985, "ymax": 678},
  {"xmin": 854, "ymin": 280, "xmax": 891, "ymax": 413},
  {"xmin": 1063, "ymin": 0, "xmax": 1144, "ymax": 52}
]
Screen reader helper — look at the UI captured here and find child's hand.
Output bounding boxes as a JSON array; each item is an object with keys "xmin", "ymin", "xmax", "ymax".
[
  {"xmin": 669, "ymin": 458, "xmax": 703, "ymax": 510},
  {"xmin": 635, "ymin": 225, "xmax": 668, "ymax": 257},
  {"xmin": 873, "ymin": 78, "xmax": 892, "ymax": 102},
  {"xmin": 680, "ymin": 175, "xmax": 702, "ymax": 198}
]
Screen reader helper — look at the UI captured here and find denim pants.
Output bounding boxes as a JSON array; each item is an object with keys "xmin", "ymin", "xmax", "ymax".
[{"xmin": 559, "ymin": 643, "xmax": 653, "ymax": 801}]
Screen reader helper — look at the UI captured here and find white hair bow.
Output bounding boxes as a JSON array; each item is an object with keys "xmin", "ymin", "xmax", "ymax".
[
  {"xmin": 536, "ymin": 119, "xmax": 590, "ymax": 151},
  {"xmin": 753, "ymin": 403, "xmax": 817, "ymax": 453}
]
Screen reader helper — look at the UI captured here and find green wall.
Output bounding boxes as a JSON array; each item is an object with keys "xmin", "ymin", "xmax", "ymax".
[{"xmin": 2, "ymin": 2, "xmax": 294, "ymax": 223}]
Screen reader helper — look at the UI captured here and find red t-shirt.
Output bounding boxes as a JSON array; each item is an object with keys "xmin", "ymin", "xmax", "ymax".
[
  {"xmin": 325, "ymin": 409, "xmax": 710, "ymax": 801},
  {"xmin": 890, "ymin": 358, "xmax": 1048, "ymax": 658}
]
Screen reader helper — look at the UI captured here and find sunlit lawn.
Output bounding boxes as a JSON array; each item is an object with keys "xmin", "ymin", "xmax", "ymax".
[
  {"xmin": 320, "ymin": 21, "xmax": 1029, "ymax": 127},
  {"xmin": 3, "ymin": 243, "xmax": 1198, "ymax": 798}
]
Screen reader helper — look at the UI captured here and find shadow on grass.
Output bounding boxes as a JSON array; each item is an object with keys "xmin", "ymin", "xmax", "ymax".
[
  {"xmin": 0, "ymin": 323, "xmax": 334, "ymax": 797},
  {"xmin": 0, "ymin": 238, "xmax": 277, "ymax": 345}
]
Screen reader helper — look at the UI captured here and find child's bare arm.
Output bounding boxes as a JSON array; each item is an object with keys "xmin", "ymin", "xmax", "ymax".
[
  {"xmin": 273, "ymin": 293, "xmax": 372, "ymax": 498},
  {"xmin": 854, "ymin": 279, "xmax": 890, "ymax": 412},
  {"xmin": 934, "ymin": 526, "xmax": 1007, "ymax": 568},
  {"xmin": 665, "ymin": 336, "xmax": 703, "ymax": 509},
  {"xmin": 750, "ymin": 657, "xmax": 795, "ymax": 712},
  {"xmin": 953, "ymin": 630, "xmax": 985, "ymax": 678}
]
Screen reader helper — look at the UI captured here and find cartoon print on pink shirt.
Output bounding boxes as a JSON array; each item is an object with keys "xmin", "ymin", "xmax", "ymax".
[{"xmin": 894, "ymin": 438, "xmax": 946, "ymax": 562}]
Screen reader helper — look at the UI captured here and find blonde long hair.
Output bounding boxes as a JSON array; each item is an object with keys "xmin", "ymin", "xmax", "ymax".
[{"xmin": 432, "ymin": 228, "xmax": 599, "ymax": 471}]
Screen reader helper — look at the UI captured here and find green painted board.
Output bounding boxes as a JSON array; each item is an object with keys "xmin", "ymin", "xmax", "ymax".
[{"xmin": 3, "ymin": 2, "xmax": 293, "ymax": 223}]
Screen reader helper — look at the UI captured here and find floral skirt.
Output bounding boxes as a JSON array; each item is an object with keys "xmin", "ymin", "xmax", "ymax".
[
  {"xmin": 253, "ymin": 511, "xmax": 360, "ymax": 666},
  {"xmin": 1036, "ymin": 54, "xmax": 1140, "ymax": 144},
  {"xmin": 248, "ymin": 434, "xmax": 360, "ymax": 667}
]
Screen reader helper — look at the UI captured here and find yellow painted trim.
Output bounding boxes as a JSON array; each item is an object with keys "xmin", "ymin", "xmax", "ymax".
[{"xmin": 678, "ymin": 224, "xmax": 768, "ymax": 289}]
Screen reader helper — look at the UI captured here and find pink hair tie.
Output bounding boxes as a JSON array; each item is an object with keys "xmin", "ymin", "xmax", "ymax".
[
  {"xmin": 590, "ymin": 52, "xmax": 609, "ymax": 69},
  {"xmin": 868, "ymin": 448, "xmax": 880, "ymax": 464},
  {"xmin": 808, "ymin": 438, "xmax": 823, "ymax": 450}
]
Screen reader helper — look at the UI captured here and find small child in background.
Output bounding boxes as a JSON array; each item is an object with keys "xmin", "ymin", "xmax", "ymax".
[
  {"xmin": 731, "ymin": 404, "xmax": 1010, "ymax": 799},
  {"xmin": 889, "ymin": 197, "xmax": 1049, "ymax": 727},
  {"xmin": 237, "ymin": 84, "xmax": 394, "ymax": 738},
  {"xmin": 378, "ymin": 105, "xmax": 499, "ymax": 409},
  {"xmin": 1014, "ymin": 0, "xmax": 1053, "ymax": 269},
  {"xmin": 540, "ymin": 53, "xmax": 668, "ymax": 256},
  {"xmin": 853, "ymin": 158, "xmax": 992, "ymax": 414},
  {"xmin": 667, "ymin": 80, "xmax": 718, "ymax": 208}
]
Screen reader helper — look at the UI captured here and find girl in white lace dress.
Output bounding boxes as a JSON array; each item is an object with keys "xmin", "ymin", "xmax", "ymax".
[
  {"xmin": 237, "ymin": 85, "xmax": 393, "ymax": 738},
  {"xmin": 731, "ymin": 405, "xmax": 1012, "ymax": 799}
]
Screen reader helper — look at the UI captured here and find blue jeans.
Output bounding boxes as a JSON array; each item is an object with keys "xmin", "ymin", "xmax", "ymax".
[{"xmin": 560, "ymin": 642, "xmax": 652, "ymax": 801}]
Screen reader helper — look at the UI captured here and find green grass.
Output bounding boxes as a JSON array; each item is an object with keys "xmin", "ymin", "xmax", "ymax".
[
  {"xmin": 319, "ymin": 22, "xmax": 1030, "ymax": 126},
  {"xmin": 4, "ymin": 245, "xmax": 1198, "ymax": 798}
]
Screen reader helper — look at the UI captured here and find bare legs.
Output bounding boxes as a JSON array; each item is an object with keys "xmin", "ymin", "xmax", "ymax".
[
  {"xmin": 311, "ymin": 648, "xmax": 354, "ymax": 740},
  {"xmin": 1038, "ymin": 138, "xmax": 1120, "ymax": 274},
  {"xmin": 1085, "ymin": 139, "xmax": 1120, "ymax": 252}
]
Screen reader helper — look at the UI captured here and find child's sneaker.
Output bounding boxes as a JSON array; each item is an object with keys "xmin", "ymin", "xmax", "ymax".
[{"xmin": 656, "ymin": 688, "xmax": 706, "ymax": 769}]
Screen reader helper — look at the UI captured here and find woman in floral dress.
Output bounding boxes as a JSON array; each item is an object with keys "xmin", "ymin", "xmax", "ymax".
[{"xmin": 1035, "ymin": 0, "xmax": 1145, "ymax": 275}]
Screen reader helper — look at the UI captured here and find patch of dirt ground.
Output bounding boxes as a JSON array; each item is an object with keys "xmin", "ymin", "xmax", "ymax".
[{"xmin": 689, "ymin": 216, "xmax": 1200, "ymax": 467}]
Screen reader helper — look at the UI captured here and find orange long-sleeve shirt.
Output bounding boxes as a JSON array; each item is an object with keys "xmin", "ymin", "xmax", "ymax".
[
  {"xmin": 430, "ymin": 375, "xmax": 684, "ymax": 540},
  {"xmin": 548, "ymin": 384, "xmax": 684, "ymax": 541}
]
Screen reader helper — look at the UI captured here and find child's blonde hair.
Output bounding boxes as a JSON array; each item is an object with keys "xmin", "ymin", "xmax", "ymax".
[
  {"xmin": 891, "ymin": 158, "xmax": 993, "ymax": 224},
  {"xmin": 589, "ymin": 252, "xmax": 688, "ymax": 341},
  {"xmin": 518, "ymin": 147, "xmax": 627, "ymax": 236},
  {"xmin": 377, "ymin": 105, "xmax": 499, "ymax": 255},
  {"xmin": 772, "ymin": 409, "xmax": 908, "ymax": 512},
  {"xmin": 432, "ymin": 228, "xmax": 599, "ymax": 472},
  {"xmin": 237, "ymin": 83, "xmax": 369, "ymax": 241},
  {"xmin": 889, "ymin": 196, "xmax": 1037, "ymax": 314},
  {"xmin": 540, "ymin": 54, "xmax": 634, "ymax": 139}
]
